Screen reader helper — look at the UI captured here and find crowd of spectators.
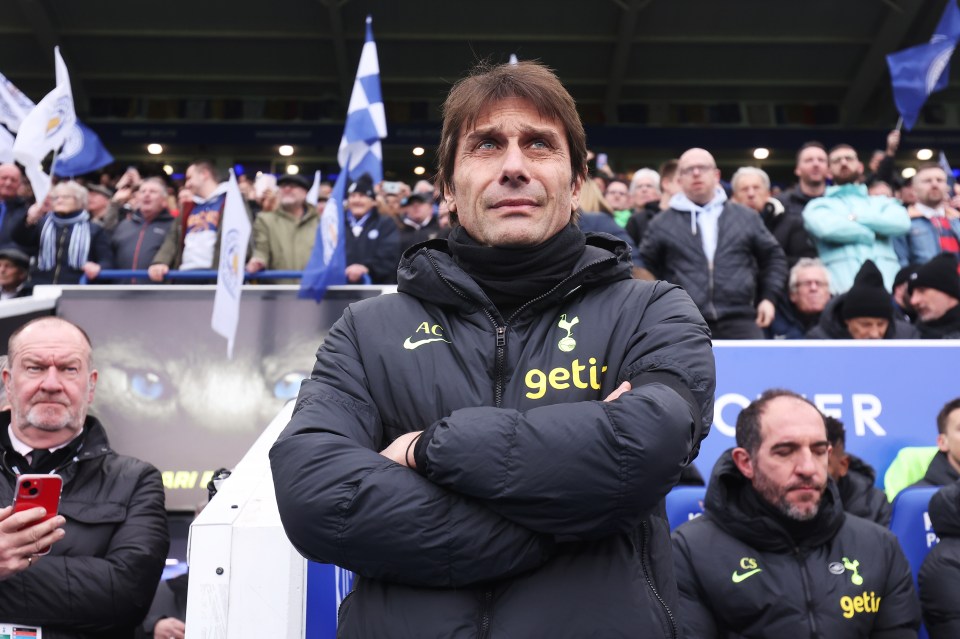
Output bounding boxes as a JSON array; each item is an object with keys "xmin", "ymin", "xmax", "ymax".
[{"xmin": 1, "ymin": 129, "xmax": 960, "ymax": 340}]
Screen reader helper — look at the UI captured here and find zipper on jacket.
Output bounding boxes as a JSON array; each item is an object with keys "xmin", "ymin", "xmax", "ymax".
[
  {"xmin": 705, "ymin": 262, "xmax": 717, "ymax": 321},
  {"xmin": 477, "ymin": 590, "xmax": 492, "ymax": 639},
  {"xmin": 640, "ymin": 520, "xmax": 678, "ymax": 639},
  {"xmin": 794, "ymin": 547, "xmax": 819, "ymax": 638}
]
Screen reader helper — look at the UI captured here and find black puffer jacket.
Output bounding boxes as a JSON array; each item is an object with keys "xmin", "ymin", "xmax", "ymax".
[
  {"xmin": 840, "ymin": 454, "xmax": 893, "ymax": 527},
  {"xmin": 0, "ymin": 414, "xmax": 169, "ymax": 639},
  {"xmin": 271, "ymin": 234, "xmax": 715, "ymax": 638},
  {"xmin": 911, "ymin": 451, "xmax": 960, "ymax": 489},
  {"xmin": 919, "ymin": 480, "xmax": 960, "ymax": 639},
  {"xmin": 806, "ymin": 294, "xmax": 919, "ymax": 339},
  {"xmin": 638, "ymin": 201, "xmax": 787, "ymax": 321},
  {"xmin": 672, "ymin": 451, "xmax": 921, "ymax": 639}
]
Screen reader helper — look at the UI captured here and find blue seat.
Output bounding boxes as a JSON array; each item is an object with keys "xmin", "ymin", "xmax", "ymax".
[
  {"xmin": 889, "ymin": 486, "xmax": 940, "ymax": 639},
  {"xmin": 666, "ymin": 486, "xmax": 706, "ymax": 531}
]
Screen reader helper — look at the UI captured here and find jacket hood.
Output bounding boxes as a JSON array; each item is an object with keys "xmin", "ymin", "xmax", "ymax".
[
  {"xmin": 396, "ymin": 232, "xmax": 633, "ymax": 317},
  {"xmin": 929, "ymin": 480, "xmax": 960, "ymax": 538},
  {"xmin": 704, "ymin": 449, "xmax": 844, "ymax": 552}
]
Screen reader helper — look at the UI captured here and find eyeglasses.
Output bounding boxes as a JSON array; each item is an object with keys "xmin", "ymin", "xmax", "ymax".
[
  {"xmin": 679, "ymin": 164, "xmax": 716, "ymax": 176},
  {"xmin": 793, "ymin": 279, "xmax": 828, "ymax": 289}
]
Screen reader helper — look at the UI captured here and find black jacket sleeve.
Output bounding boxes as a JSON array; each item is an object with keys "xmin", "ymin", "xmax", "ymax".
[
  {"xmin": 750, "ymin": 214, "xmax": 788, "ymax": 304},
  {"xmin": 89, "ymin": 224, "xmax": 115, "ymax": 269},
  {"xmin": 874, "ymin": 528, "xmax": 923, "ymax": 637},
  {"xmin": 367, "ymin": 218, "xmax": 400, "ymax": 284},
  {"xmin": 0, "ymin": 462, "xmax": 169, "ymax": 633},
  {"xmin": 270, "ymin": 312, "xmax": 555, "ymax": 588},
  {"xmin": 672, "ymin": 527, "xmax": 722, "ymax": 639},
  {"xmin": 415, "ymin": 283, "xmax": 714, "ymax": 538},
  {"xmin": 920, "ymin": 541, "xmax": 960, "ymax": 639}
]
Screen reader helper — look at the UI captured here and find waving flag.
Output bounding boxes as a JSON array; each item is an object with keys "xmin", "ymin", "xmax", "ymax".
[
  {"xmin": 300, "ymin": 15, "xmax": 386, "ymax": 301},
  {"xmin": 886, "ymin": 0, "xmax": 960, "ymax": 131},
  {"xmin": 306, "ymin": 169, "xmax": 322, "ymax": 206},
  {"xmin": 337, "ymin": 16, "xmax": 387, "ymax": 183},
  {"xmin": 52, "ymin": 122, "xmax": 114, "ymax": 177},
  {"xmin": 0, "ymin": 72, "xmax": 36, "ymax": 133},
  {"xmin": 212, "ymin": 169, "xmax": 252, "ymax": 358},
  {"xmin": 12, "ymin": 47, "xmax": 76, "ymax": 203}
]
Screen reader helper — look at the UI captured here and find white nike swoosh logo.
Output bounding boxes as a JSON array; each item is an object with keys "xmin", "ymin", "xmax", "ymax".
[{"xmin": 403, "ymin": 337, "xmax": 450, "ymax": 350}]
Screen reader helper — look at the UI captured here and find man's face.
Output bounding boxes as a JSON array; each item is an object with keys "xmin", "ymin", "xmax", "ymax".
[
  {"xmin": 939, "ymin": 408, "xmax": 960, "ymax": 473},
  {"xmin": 0, "ymin": 166, "xmax": 22, "ymax": 200},
  {"xmin": 347, "ymin": 192, "xmax": 375, "ymax": 219},
  {"xmin": 86, "ymin": 191, "xmax": 109, "ymax": 214},
  {"xmin": 789, "ymin": 267, "xmax": 831, "ymax": 314},
  {"xmin": 408, "ymin": 201, "xmax": 433, "ymax": 224},
  {"xmin": 795, "ymin": 147, "xmax": 828, "ymax": 186},
  {"xmin": 736, "ymin": 397, "xmax": 830, "ymax": 521},
  {"xmin": 677, "ymin": 149, "xmax": 720, "ymax": 205},
  {"xmin": 631, "ymin": 178, "xmax": 659, "ymax": 208},
  {"xmin": 827, "ymin": 440, "xmax": 850, "ymax": 482},
  {"xmin": 828, "ymin": 148, "xmax": 862, "ymax": 185},
  {"xmin": 185, "ymin": 165, "xmax": 213, "ymax": 195},
  {"xmin": 733, "ymin": 173, "xmax": 769, "ymax": 213},
  {"xmin": 279, "ymin": 184, "xmax": 307, "ymax": 211},
  {"xmin": 910, "ymin": 286, "xmax": 959, "ymax": 322},
  {"xmin": 3, "ymin": 321, "xmax": 97, "ymax": 447},
  {"xmin": 845, "ymin": 317, "xmax": 889, "ymax": 340},
  {"xmin": 139, "ymin": 181, "xmax": 167, "ymax": 216},
  {"xmin": 914, "ymin": 168, "xmax": 948, "ymax": 208},
  {"xmin": 448, "ymin": 97, "xmax": 580, "ymax": 247},
  {"xmin": 605, "ymin": 181, "xmax": 630, "ymax": 210},
  {"xmin": 0, "ymin": 259, "xmax": 25, "ymax": 290}
]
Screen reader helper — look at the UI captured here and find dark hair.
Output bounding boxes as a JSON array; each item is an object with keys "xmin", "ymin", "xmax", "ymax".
[
  {"xmin": 189, "ymin": 159, "xmax": 221, "ymax": 183},
  {"xmin": 795, "ymin": 141, "xmax": 826, "ymax": 165},
  {"xmin": 659, "ymin": 159, "xmax": 679, "ymax": 181},
  {"xmin": 735, "ymin": 388, "xmax": 821, "ymax": 455},
  {"xmin": 828, "ymin": 144, "xmax": 857, "ymax": 158},
  {"xmin": 937, "ymin": 398, "xmax": 960, "ymax": 434},
  {"xmin": 824, "ymin": 415, "xmax": 845, "ymax": 447},
  {"xmin": 915, "ymin": 161, "xmax": 947, "ymax": 176},
  {"xmin": 436, "ymin": 60, "xmax": 587, "ymax": 207}
]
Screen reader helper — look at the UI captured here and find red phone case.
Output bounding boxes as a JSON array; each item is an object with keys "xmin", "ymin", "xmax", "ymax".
[{"xmin": 13, "ymin": 474, "xmax": 63, "ymax": 524}]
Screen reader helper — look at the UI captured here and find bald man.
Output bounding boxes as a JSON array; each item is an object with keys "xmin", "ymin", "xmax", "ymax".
[{"xmin": 638, "ymin": 148, "xmax": 787, "ymax": 339}]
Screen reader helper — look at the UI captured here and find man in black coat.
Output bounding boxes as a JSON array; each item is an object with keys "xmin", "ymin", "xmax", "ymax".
[
  {"xmin": 0, "ymin": 317, "xmax": 169, "ymax": 638},
  {"xmin": 673, "ymin": 389, "xmax": 920, "ymax": 638},
  {"xmin": 0, "ymin": 164, "xmax": 30, "ymax": 254},
  {"xmin": 825, "ymin": 416, "xmax": 892, "ymax": 526},
  {"xmin": 271, "ymin": 61, "xmax": 715, "ymax": 639},
  {"xmin": 344, "ymin": 173, "xmax": 400, "ymax": 284},
  {"xmin": 919, "ymin": 479, "xmax": 960, "ymax": 639},
  {"xmin": 912, "ymin": 398, "xmax": 960, "ymax": 489},
  {"xmin": 908, "ymin": 253, "xmax": 960, "ymax": 338}
]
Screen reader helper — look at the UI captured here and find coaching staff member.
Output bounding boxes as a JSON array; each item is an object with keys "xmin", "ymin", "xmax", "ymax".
[{"xmin": 271, "ymin": 61, "xmax": 715, "ymax": 639}]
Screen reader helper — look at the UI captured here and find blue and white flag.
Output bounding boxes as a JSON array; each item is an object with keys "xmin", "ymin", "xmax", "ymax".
[
  {"xmin": 212, "ymin": 169, "xmax": 252, "ymax": 358},
  {"xmin": 299, "ymin": 170, "xmax": 348, "ymax": 301},
  {"xmin": 886, "ymin": 0, "xmax": 960, "ymax": 131},
  {"xmin": 12, "ymin": 47, "xmax": 76, "ymax": 203},
  {"xmin": 0, "ymin": 72, "xmax": 36, "ymax": 133},
  {"xmin": 940, "ymin": 150, "xmax": 956, "ymax": 189},
  {"xmin": 52, "ymin": 122, "xmax": 114, "ymax": 177},
  {"xmin": 300, "ymin": 15, "xmax": 385, "ymax": 301},
  {"xmin": 337, "ymin": 16, "xmax": 387, "ymax": 183},
  {"xmin": 306, "ymin": 169, "xmax": 322, "ymax": 206},
  {"xmin": 0, "ymin": 127, "xmax": 13, "ymax": 164}
]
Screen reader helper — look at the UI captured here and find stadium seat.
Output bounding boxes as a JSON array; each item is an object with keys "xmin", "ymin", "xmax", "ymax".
[
  {"xmin": 666, "ymin": 486, "xmax": 706, "ymax": 531},
  {"xmin": 889, "ymin": 486, "xmax": 940, "ymax": 639}
]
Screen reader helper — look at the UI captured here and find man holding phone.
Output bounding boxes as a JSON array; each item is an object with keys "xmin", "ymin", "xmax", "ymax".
[{"xmin": 0, "ymin": 317, "xmax": 169, "ymax": 638}]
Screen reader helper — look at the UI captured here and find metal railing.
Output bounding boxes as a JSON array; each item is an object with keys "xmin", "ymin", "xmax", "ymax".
[{"xmin": 81, "ymin": 270, "xmax": 372, "ymax": 284}]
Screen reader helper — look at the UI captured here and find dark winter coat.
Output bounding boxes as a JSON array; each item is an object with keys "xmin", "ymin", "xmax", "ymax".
[
  {"xmin": 638, "ymin": 201, "xmax": 787, "ymax": 322},
  {"xmin": 12, "ymin": 212, "xmax": 114, "ymax": 285},
  {"xmin": 911, "ymin": 451, "xmax": 960, "ymax": 489},
  {"xmin": 0, "ymin": 414, "xmax": 169, "ymax": 639},
  {"xmin": 839, "ymin": 454, "xmax": 893, "ymax": 527},
  {"xmin": 672, "ymin": 451, "xmax": 921, "ymax": 639},
  {"xmin": 760, "ymin": 198, "xmax": 817, "ymax": 269},
  {"xmin": 916, "ymin": 304, "xmax": 960, "ymax": 339},
  {"xmin": 0, "ymin": 196, "xmax": 31, "ymax": 254},
  {"xmin": 345, "ymin": 208, "xmax": 400, "ymax": 284},
  {"xmin": 919, "ymin": 480, "xmax": 960, "ymax": 639},
  {"xmin": 806, "ymin": 294, "xmax": 919, "ymax": 339},
  {"xmin": 270, "ymin": 234, "xmax": 715, "ymax": 639},
  {"xmin": 765, "ymin": 296, "xmax": 823, "ymax": 339},
  {"xmin": 111, "ymin": 209, "xmax": 176, "ymax": 281}
]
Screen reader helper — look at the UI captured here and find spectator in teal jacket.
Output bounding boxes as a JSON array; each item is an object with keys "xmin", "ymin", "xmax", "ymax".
[{"xmin": 802, "ymin": 144, "xmax": 910, "ymax": 294}]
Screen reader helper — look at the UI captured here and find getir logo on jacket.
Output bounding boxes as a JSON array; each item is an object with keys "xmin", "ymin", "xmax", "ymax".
[
  {"xmin": 839, "ymin": 592, "xmax": 881, "ymax": 619},
  {"xmin": 524, "ymin": 358, "xmax": 608, "ymax": 400}
]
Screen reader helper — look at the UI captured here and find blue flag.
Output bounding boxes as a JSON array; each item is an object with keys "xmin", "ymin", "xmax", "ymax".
[
  {"xmin": 299, "ymin": 170, "xmax": 348, "ymax": 300},
  {"xmin": 886, "ymin": 0, "xmax": 960, "ymax": 131},
  {"xmin": 53, "ymin": 122, "xmax": 114, "ymax": 177},
  {"xmin": 300, "ymin": 15, "xmax": 386, "ymax": 301}
]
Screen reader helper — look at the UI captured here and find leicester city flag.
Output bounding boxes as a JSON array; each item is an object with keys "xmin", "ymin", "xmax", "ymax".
[
  {"xmin": 886, "ymin": 0, "xmax": 960, "ymax": 131},
  {"xmin": 300, "ymin": 15, "xmax": 386, "ymax": 301},
  {"xmin": 53, "ymin": 122, "xmax": 114, "ymax": 177}
]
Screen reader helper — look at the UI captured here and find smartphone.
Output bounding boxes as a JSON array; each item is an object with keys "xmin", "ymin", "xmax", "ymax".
[
  {"xmin": 13, "ymin": 474, "xmax": 63, "ymax": 554},
  {"xmin": 382, "ymin": 181, "xmax": 401, "ymax": 195},
  {"xmin": 254, "ymin": 173, "xmax": 277, "ymax": 199},
  {"xmin": 596, "ymin": 153, "xmax": 608, "ymax": 170}
]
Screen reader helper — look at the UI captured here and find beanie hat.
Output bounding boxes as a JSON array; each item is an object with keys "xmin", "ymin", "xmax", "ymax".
[
  {"xmin": 842, "ymin": 260, "xmax": 893, "ymax": 321},
  {"xmin": 347, "ymin": 173, "xmax": 375, "ymax": 199},
  {"xmin": 908, "ymin": 253, "xmax": 960, "ymax": 300}
]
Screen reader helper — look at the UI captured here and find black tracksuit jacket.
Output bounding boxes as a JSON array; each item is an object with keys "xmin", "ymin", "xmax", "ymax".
[
  {"xmin": 270, "ymin": 233, "xmax": 715, "ymax": 638},
  {"xmin": 672, "ymin": 451, "xmax": 920, "ymax": 639},
  {"xmin": 919, "ymin": 480, "xmax": 960, "ymax": 639}
]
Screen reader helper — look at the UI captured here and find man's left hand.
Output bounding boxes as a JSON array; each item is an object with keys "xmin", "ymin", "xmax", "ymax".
[
  {"xmin": 755, "ymin": 299, "xmax": 775, "ymax": 328},
  {"xmin": 82, "ymin": 262, "xmax": 101, "ymax": 280},
  {"xmin": 380, "ymin": 431, "xmax": 422, "ymax": 468}
]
